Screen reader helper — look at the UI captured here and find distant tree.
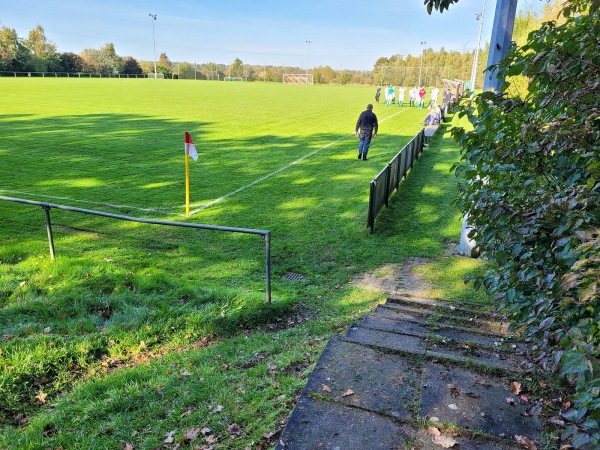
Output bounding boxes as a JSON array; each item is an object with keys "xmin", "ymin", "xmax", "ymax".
[
  {"xmin": 122, "ymin": 56, "xmax": 142, "ymax": 75},
  {"xmin": 98, "ymin": 43, "xmax": 122, "ymax": 74},
  {"xmin": 24, "ymin": 25, "xmax": 57, "ymax": 72},
  {"xmin": 229, "ymin": 58, "xmax": 244, "ymax": 77},
  {"xmin": 158, "ymin": 52, "xmax": 172, "ymax": 69},
  {"xmin": 0, "ymin": 26, "xmax": 31, "ymax": 72},
  {"xmin": 80, "ymin": 48, "xmax": 100, "ymax": 72},
  {"xmin": 57, "ymin": 52, "xmax": 83, "ymax": 73},
  {"xmin": 138, "ymin": 60, "xmax": 154, "ymax": 74},
  {"xmin": 80, "ymin": 43, "xmax": 122, "ymax": 74},
  {"xmin": 177, "ymin": 61, "xmax": 197, "ymax": 79}
]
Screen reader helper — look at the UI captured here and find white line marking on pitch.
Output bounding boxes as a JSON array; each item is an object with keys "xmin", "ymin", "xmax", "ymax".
[
  {"xmin": 188, "ymin": 108, "xmax": 409, "ymax": 216},
  {"xmin": 0, "ymin": 190, "xmax": 176, "ymax": 214},
  {"xmin": 1, "ymin": 109, "xmax": 409, "ymax": 217}
]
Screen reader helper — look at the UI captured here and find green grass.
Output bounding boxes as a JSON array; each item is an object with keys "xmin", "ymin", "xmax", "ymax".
[{"xmin": 0, "ymin": 78, "xmax": 486, "ymax": 449}]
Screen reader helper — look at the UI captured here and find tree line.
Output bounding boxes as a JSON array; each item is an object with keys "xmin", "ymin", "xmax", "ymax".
[{"xmin": 0, "ymin": 5, "xmax": 551, "ymax": 86}]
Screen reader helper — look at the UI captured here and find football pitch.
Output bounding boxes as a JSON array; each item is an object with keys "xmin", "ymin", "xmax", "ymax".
[
  {"xmin": 1, "ymin": 78, "xmax": 425, "ymax": 216},
  {"xmin": 1, "ymin": 78, "xmax": 435, "ymax": 287},
  {"xmin": 0, "ymin": 78, "xmax": 481, "ymax": 449}
]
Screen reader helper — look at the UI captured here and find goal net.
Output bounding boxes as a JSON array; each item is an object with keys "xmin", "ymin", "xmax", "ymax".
[
  {"xmin": 224, "ymin": 77, "xmax": 246, "ymax": 82},
  {"xmin": 282, "ymin": 73, "xmax": 314, "ymax": 85}
]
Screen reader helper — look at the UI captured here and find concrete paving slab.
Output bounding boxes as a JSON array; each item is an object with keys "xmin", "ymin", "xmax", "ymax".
[
  {"xmin": 414, "ymin": 427, "xmax": 522, "ymax": 449},
  {"xmin": 427, "ymin": 341, "xmax": 522, "ymax": 372},
  {"xmin": 419, "ymin": 361, "xmax": 541, "ymax": 439},
  {"xmin": 304, "ymin": 338, "xmax": 420, "ymax": 419},
  {"xmin": 343, "ymin": 325, "xmax": 427, "ymax": 355},
  {"xmin": 360, "ymin": 315, "xmax": 430, "ymax": 338},
  {"xmin": 433, "ymin": 328, "xmax": 514, "ymax": 349},
  {"xmin": 275, "ymin": 395, "xmax": 412, "ymax": 450},
  {"xmin": 387, "ymin": 295, "xmax": 499, "ymax": 320},
  {"xmin": 381, "ymin": 303, "xmax": 508, "ymax": 333},
  {"xmin": 373, "ymin": 307, "xmax": 507, "ymax": 338}
]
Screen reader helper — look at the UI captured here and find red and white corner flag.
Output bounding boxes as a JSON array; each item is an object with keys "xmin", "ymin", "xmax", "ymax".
[{"xmin": 184, "ymin": 132, "xmax": 198, "ymax": 161}]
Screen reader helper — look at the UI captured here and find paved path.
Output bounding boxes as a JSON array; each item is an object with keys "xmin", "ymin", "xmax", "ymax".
[{"xmin": 276, "ymin": 294, "xmax": 541, "ymax": 449}]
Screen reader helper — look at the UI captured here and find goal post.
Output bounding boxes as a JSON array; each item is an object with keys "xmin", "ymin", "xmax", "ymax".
[
  {"xmin": 282, "ymin": 73, "xmax": 314, "ymax": 85},
  {"xmin": 224, "ymin": 76, "xmax": 246, "ymax": 82}
]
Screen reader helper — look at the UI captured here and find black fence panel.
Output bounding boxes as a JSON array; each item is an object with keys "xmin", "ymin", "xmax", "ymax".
[{"xmin": 367, "ymin": 129, "xmax": 428, "ymax": 233}]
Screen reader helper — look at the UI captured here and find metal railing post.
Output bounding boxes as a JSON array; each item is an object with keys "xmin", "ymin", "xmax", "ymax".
[
  {"xmin": 264, "ymin": 232, "xmax": 271, "ymax": 304},
  {"xmin": 42, "ymin": 205, "xmax": 56, "ymax": 260}
]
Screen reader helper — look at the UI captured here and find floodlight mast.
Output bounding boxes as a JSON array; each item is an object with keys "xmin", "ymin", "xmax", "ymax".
[
  {"xmin": 418, "ymin": 41, "xmax": 426, "ymax": 87},
  {"xmin": 470, "ymin": 0, "xmax": 486, "ymax": 92},
  {"xmin": 149, "ymin": 14, "xmax": 157, "ymax": 79},
  {"xmin": 305, "ymin": 40, "xmax": 311, "ymax": 77}
]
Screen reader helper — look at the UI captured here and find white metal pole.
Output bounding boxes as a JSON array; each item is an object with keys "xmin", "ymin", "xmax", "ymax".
[
  {"xmin": 470, "ymin": 0, "xmax": 486, "ymax": 91},
  {"xmin": 418, "ymin": 41, "xmax": 426, "ymax": 86},
  {"xmin": 149, "ymin": 14, "xmax": 157, "ymax": 79},
  {"xmin": 305, "ymin": 40, "xmax": 311, "ymax": 77}
]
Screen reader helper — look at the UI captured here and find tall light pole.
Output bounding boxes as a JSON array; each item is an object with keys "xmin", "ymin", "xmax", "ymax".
[
  {"xmin": 470, "ymin": 0, "xmax": 486, "ymax": 92},
  {"xmin": 305, "ymin": 40, "xmax": 311, "ymax": 77},
  {"xmin": 149, "ymin": 14, "xmax": 157, "ymax": 79},
  {"xmin": 418, "ymin": 41, "xmax": 426, "ymax": 87}
]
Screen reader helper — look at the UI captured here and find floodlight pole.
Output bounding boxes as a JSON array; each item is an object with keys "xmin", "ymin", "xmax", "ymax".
[
  {"xmin": 418, "ymin": 41, "xmax": 426, "ymax": 87},
  {"xmin": 470, "ymin": 0, "xmax": 486, "ymax": 92},
  {"xmin": 149, "ymin": 14, "xmax": 157, "ymax": 79},
  {"xmin": 305, "ymin": 40, "xmax": 311, "ymax": 77}
]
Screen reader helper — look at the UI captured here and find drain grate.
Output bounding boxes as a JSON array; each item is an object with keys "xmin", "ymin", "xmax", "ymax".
[{"xmin": 282, "ymin": 272, "xmax": 306, "ymax": 282}]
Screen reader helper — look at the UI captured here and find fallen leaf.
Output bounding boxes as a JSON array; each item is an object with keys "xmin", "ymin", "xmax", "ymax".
[
  {"xmin": 511, "ymin": 381, "xmax": 522, "ymax": 395},
  {"xmin": 263, "ymin": 431, "xmax": 276, "ymax": 439},
  {"xmin": 428, "ymin": 427, "xmax": 457, "ymax": 448},
  {"xmin": 164, "ymin": 430, "xmax": 176, "ymax": 444},
  {"xmin": 341, "ymin": 389, "xmax": 354, "ymax": 397},
  {"xmin": 447, "ymin": 383, "xmax": 461, "ymax": 398},
  {"xmin": 204, "ymin": 434, "xmax": 219, "ymax": 444},
  {"xmin": 183, "ymin": 427, "xmax": 200, "ymax": 441},
  {"xmin": 43, "ymin": 327, "xmax": 52, "ymax": 333},
  {"xmin": 448, "ymin": 403, "xmax": 458, "ymax": 410},
  {"xmin": 515, "ymin": 435, "xmax": 538, "ymax": 450},
  {"xmin": 506, "ymin": 397, "xmax": 517, "ymax": 406},
  {"xmin": 539, "ymin": 380, "xmax": 548, "ymax": 388},
  {"xmin": 228, "ymin": 423, "xmax": 242, "ymax": 436},
  {"xmin": 200, "ymin": 427, "xmax": 211, "ymax": 435},
  {"xmin": 180, "ymin": 370, "xmax": 193, "ymax": 377},
  {"xmin": 36, "ymin": 391, "xmax": 48, "ymax": 404},
  {"xmin": 122, "ymin": 443, "xmax": 134, "ymax": 450},
  {"xmin": 210, "ymin": 404, "xmax": 223, "ymax": 414},
  {"xmin": 322, "ymin": 384, "xmax": 332, "ymax": 393}
]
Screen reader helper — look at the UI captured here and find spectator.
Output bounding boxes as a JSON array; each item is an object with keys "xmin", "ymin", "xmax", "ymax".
[{"xmin": 354, "ymin": 103, "xmax": 378, "ymax": 161}]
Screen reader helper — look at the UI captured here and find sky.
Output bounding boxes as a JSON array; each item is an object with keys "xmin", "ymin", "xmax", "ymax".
[{"xmin": 2, "ymin": 0, "xmax": 541, "ymax": 71}]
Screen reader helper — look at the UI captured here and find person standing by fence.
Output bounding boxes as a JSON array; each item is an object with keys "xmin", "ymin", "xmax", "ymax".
[{"xmin": 355, "ymin": 104, "xmax": 378, "ymax": 161}]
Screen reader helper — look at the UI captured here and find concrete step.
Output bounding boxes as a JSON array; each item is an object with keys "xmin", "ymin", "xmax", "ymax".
[{"xmin": 378, "ymin": 302, "xmax": 510, "ymax": 334}]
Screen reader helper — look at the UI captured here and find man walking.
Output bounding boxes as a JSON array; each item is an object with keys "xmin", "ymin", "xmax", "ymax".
[{"xmin": 355, "ymin": 104, "xmax": 378, "ymax": 160}]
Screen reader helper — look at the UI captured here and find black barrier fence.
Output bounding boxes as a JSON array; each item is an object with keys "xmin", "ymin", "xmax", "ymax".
[
  {"xmin": 0, "ymin": 196, "xmax": 272, "ymax": 303},
  {"xmin": 367, "ymin": 129, "xmax": 425, "ymax": 233},
  {"xmin": 0, "ymin": 71, "xmax": 158, "ymax": 78}
]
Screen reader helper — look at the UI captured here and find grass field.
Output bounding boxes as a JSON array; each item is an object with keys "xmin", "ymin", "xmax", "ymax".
[{"xmin": 0, "ymin": 78, "xmax": 486, "ymax": 449}]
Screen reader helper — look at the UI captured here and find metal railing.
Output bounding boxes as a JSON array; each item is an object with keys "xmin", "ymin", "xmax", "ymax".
[
  {"xmin": 0, "ymin": 196, "xmax": 272, "ymax": 303},
  {"xmin": 367, "ymin": 129, "xmax": 425, "ymax": 233}
]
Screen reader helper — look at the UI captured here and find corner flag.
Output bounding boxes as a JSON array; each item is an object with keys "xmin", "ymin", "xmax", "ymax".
[{"xmin": 184, "ymin": 132, "xmax": 198, "ymax": 161}]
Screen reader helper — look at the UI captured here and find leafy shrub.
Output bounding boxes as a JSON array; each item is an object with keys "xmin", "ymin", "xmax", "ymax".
[{"xmin": 452, "ymin": 3, "xmax": 599, "ymax": 448}]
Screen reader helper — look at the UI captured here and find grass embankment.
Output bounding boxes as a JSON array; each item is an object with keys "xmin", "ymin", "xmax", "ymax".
[{"xmin": 0, "ymin": 78, "xmax": 485, "ymax": 449}]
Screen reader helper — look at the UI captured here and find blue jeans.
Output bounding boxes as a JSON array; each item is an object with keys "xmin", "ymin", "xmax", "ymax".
[{"xmin": 358, "ymin": 131, "xmax": 372, "ymax": 158}]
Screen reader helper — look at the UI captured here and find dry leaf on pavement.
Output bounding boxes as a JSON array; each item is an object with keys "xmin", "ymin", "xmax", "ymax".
[
  {"xmin": 515, "ymin": 435, "xmax": 538, "ymax": 450},
  {"xmin": 511, "ymin": 381, "xmax": 522, "ymax": 395}
]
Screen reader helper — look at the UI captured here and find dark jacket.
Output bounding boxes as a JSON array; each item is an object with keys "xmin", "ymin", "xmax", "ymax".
[{"xmin": 355, "ymin": 110, "xmax": 378, "ymax": 134}]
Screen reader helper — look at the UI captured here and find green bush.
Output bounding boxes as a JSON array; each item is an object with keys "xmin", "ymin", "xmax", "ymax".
[{"xmin": 452, "ymin": 3, "xmax": 599, "ymax": 448}]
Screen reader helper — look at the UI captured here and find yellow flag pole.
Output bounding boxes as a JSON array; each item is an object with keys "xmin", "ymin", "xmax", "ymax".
[{"xmin": 185, "ymin": 152, "xmax": 190, "ymax": 216}]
